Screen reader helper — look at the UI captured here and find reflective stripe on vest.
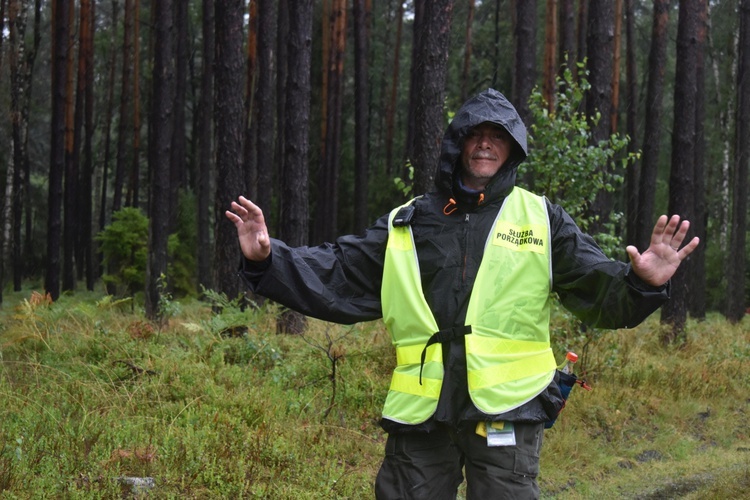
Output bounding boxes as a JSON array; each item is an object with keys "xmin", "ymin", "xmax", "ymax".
[{"xmin": 381, "ymin": 188, "xmax": 556, "ymax": 424}]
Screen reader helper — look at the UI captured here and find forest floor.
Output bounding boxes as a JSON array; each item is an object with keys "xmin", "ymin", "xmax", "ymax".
[{"xmin": 0, "ymin": 288, "xmax": 747, "ymax": 498}]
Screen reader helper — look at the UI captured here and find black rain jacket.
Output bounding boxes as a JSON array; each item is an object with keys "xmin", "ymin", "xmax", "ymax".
[{"xmin": 241, "ymin": 88, "xmax": 669, "ymax": 433}]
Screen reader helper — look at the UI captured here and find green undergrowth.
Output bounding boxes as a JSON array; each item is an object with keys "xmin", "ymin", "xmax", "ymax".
[{"xmin": 0, "ymin": 289, "xmax": 747, "ymax": 498}]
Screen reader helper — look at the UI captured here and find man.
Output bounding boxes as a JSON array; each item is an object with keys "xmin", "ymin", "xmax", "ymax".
[{"xmin": 226, "ymin": 89, "xmax": 699, "ymax": 499}]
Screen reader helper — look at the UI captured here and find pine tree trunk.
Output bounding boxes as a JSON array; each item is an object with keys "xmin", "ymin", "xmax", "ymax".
[
  {"xmin": 99, "ymin": 0, "xmax": 119, "ymax": 294},
  {"xmin": 274, "ymin": 0, "xmax": 288, "ymax": 237},
  {"xmin": 256, "ymin": 0, "xmax": 276, "ymax": 219},
  {"xmin": 585, "ymin": 0, "xmax": 614, "ymax": 234},
  {"xmin": 197, "ymin": 0, "xmax": 215, "ymax": 293},
  {"xmin": 244, "ymin": 0, "xmax": 258, "ymax": 200},
  {"xmin": 513, "ymin": 0, "xmax": 537, "ymax": 128},
  {"xmin": 689, "ymin": 0, "xmax": 708, "ymax": 320},
  {"xmin": 558, "ymin": 0, "xmax": 575, "ymax": 71},
  {"xmin": 169, "ymin": 0, "xmax": 188, "ymax": 230},
  {"xmin": 62, "ymin": 0, "xmax": 77, "ymax": 292},
  {"xmin": 9, "ymin": 0, "xmax": 26, "ymax": 293},
  {"xmin": 46, "ymin": 0, "xmax": 70, "ymax": 300},
  {"xmin": 145, "ymin": 0, "xmax": 174, "ymax": 321},
  {"xmin": 277, "ymin": 0, "xmax": 314, "ymax": 334},
  {"xmin": 213, "ymin": 0, "xmax": 246, "ymax": 300},
  {"xmin": 661, "ymin": 0, "xmax": 701, "ymax": 342},
  {"xmin": 113, "ymin": 0, "xmax": 133, "ymax": 213},
  {"xmin": 22, "ymin": 0, "xmax": 41, "ymax": 283},
  {"xmin": 314, "ymin": 0, "xmax": 347, "ymax": 243},
  {"xmin": 726, "ymin": 0, "xmax": 750, "ymax": 323},
  {"xmin": 411, "ymin": 0, "xmax": 454, "ymax": 195},
  {"xmin": 460, "ymin": 0, "xmax": 475, "ymax": 103},
  {"xmin": 353, "ymin": 0, "xmax": 371, "ymax": 232},
  {"xmin": 128, "ymin": 0, "xmax": 141, "ymax": 209},
  {"xmin": 625, "ymin": 0, "xmax": 639, "ymax": 247},
  {"xmin": 385, "ymin": 1, "xmax": 404, "ymax": 176},
  {"xmin": 405, "ymin": 0, "xmax": 425, "ymax": 166},
  {"xmin": 610, "ymin": 0, "xmax": 623, "ymax": 134},
  {"xmin": 575, "ymin": 0, "xmax": 587, "ymax": 81},
  {"xmin": 543, "ymin": 0, "xmax": 557, "ymax": 111},
  {"xmin": 636, "ymin": 0, "xmax": 670, "ymax": 251},
  {"xmin": 80, "ymin": 0, "xmax": 95, "ymax": 290}
]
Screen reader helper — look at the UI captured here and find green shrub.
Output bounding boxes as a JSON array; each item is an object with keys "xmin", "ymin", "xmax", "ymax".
[
  {"xmin": 95, "ymin": 207, "xmax": 149, "ymax": 297},
  {"xmin": 524, "ymin": 62, "xmax": 637, "ymax": 256}
]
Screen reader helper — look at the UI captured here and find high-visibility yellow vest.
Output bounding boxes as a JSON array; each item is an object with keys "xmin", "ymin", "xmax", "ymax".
[{"xmin": 381, "ymin": 188, "xmax": 557, "ymax": 424}]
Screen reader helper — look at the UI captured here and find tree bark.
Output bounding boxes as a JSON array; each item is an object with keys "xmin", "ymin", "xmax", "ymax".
[
  {"xmin": 353, "ymin": 0, "xmax": 371, "ymax": 232},
  {"xmin": 610, "ymin": 0, "xmax": 623, "ymax": 134},
  {"xmin": 625, "ymin": 0, "xmax": 639, "ymax": 247},
  {"xmin": 9, "ymin": 0, "xmax": 26, "ymax": 293},
  {"xmin": 213, "ymin": 0, "xmax": 246, "ymax": 300},
  {"xmin": 168, "ymin": 0, "xmax": 188, "ymax": 234},
  {"xmin": 385, "ymin": 1, "xmax": 404, "ymax": 176},
  {"xmin": 661, "ymin": 0, "xmax": 701, "ymax": 341},
  {"xmin": 543, "ymin": 0, "xmax": 558, "ymax": 111},
  {"xmin": 405, "ymin": 0, "xmax": 425, "ymax": 165},
  {"xmin": 726, "ymin": 0, "xmax": 750, "ymax": 323},
  {"xmin": 575, "ymin": 0, "xmax": 587, "ymax": 81},
  {"xmin": 127, "ymin": 0, "xmax": 141, "ymax": 209},
  {"xmin": 277, "ymin": 0, "xmax": 313, "ymax": 334},
  {"xmin": 558, "ymin": 0, "xmax": 575, "ymax": 72},
  {"xmin": 244, "ymin": 0, "xmax": 258, "ymax": 200},
  {"xmin": 256, "ymin": 0, "xmax": 276, "ymax": 220},
  {"xmin": 314, "ymin": 0, "xmax": 347, "ymax": 243},
  {"xmin": 636, "ymin": 0, "xmax": 670, "ymax": 251},
  {"xmin": 460, "ymin": 0, "xmax": 475, "ymax": 103},
  {"xmin": 145, "ymin": 0, "xmax": 175, "ymax": 321},
  {"xmin": 197, "ymin": 0, "xmax": 215, "ymax": 293},
  {"xmin": 62, "ymin": 0, "xmax": 76, "ymax": 292},
  {"xmin": 22, "ymin": 0, "xmax": 41, "ymax": 284},
  {"xmin": 513, "ymin": 0, "xmax": 537, "ymax": 128},
  {"xmin": 689, "ymin": 0, "xmax": 708, "ymax": 319},
  {"xmin": 410, "ymin": 0, "xmax": 455, "ymax": 195},
  {"xmin": 80, "ymin": 0, "xmax": 95, "ymax": 290},
  {"xmin": 113, "ymin": 0, "xmax": 133, "ymax": 213},
  {"xmin": 274, "ymin": 0, "xmax": 288, "ymax": 236},
  {"xmin": 585, "ymin": 0, "xmax": 614, "ymax": 234},
  {"xmin": 46, "ymin": 0, "xmax": 70, "ymax": 300}
]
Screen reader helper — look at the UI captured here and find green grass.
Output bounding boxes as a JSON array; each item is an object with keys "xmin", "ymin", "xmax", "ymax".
[{"xmin": 0, "ymin": 289, "xmax": 748, "ymax": 498}]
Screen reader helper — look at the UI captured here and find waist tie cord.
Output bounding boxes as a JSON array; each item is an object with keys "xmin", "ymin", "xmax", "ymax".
[{"xmin": 419, "ymin": 325, "xmax": 472, "ymax": 385}]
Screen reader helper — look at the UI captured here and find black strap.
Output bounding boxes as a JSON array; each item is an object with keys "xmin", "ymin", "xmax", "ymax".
[{"xmin": 419, "ymin": 325, "xmax": 472, "ymax": 385}]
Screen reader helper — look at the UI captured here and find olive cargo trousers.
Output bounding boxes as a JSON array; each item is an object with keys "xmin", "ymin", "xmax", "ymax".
[{"xmin": 374, "ymin": 422, "xmax": 543, "ymax": 500}]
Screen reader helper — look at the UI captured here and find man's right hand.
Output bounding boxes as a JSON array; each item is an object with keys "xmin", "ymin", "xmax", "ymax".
[{"xmin": 225, "ymin": 196, "xmax": 271, "ymax": 261}]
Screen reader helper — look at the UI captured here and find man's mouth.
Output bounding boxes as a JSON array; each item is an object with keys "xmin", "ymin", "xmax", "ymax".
[{"xmin": 472, "ymin": 152, "xmax": 497, "ymax": 160}]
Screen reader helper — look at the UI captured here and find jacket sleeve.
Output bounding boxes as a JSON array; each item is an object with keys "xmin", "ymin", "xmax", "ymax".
[
  {"xmin": 547, "ymin": 202, "xmax": 669, "ymax": 329},
  {"xmin": 239, "ymin": 215, "xmax": 389, "ymax": 324}
]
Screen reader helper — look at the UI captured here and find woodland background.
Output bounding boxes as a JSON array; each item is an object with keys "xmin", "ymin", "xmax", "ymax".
[{"xmin": 0, "ymin": 0, "xmax": 747, "ymax": 333}]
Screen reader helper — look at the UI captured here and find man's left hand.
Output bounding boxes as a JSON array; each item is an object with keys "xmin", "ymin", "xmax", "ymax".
[{"xmin": 626, "ymin": 215, "xmax": 701, "ymax": 287}]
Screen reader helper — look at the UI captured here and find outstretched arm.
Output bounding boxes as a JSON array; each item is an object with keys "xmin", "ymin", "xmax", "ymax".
[
  {"xmin": 225, "ymin": 195, "xmax": 271, "ymax": 262},
  {"xmin": 626, "ymin": 215, "xmax": 700, "ymax": 287}
]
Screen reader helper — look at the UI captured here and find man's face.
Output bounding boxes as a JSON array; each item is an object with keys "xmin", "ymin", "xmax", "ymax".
[{"xmin": 460, "ymin": 122, "xmax": 513, "ymax": 191}]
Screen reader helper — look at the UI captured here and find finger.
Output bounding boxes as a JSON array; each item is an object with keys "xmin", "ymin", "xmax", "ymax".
[
  {"xmin": 650, "ymin": 215, "xmax": 669, "ymax": 247},
  {"xmin": 625, "ymin": 245, "xmax": 640, "ymax": 262},
  {"xmin": 230, "ymin": 201, "xmax": 248, "ymax": 218},
  {"xmin": 661, "ymin": 217, "xmax": 690, "ymax": 251},
  {"xmin": 677, "ymin": 236, "xmax": 700, "ymax": 260},
  {"xmin": 239, "ymin": 196, "xmax": 266, "ymax": 222},
  {"xmin": 238, "ymin": 195, "xmax": 260, "ymax": 213},
  {"xmin": 669, "ymin": 220, "xmax": 691, "ymax": 247},
  {"xmin": 225, "ymin": 210, "xmax": 242, "ymax": 225}
]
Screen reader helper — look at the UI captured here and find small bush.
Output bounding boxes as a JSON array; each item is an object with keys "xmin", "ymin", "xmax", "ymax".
[{"xmin": 96, "ymin": 207, "xmax": 149, "ymax": 297}]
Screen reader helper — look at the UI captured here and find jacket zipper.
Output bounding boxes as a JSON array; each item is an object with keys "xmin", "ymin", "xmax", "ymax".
[{"xmin": 462, "ymin": 213, "xmax": 470, "ymax": 284}]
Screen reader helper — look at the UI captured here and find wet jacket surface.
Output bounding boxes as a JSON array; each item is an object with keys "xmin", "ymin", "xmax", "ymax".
[{"xmin": 241, "ymin": 89, "xmax": 669, "ymax": 433}]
